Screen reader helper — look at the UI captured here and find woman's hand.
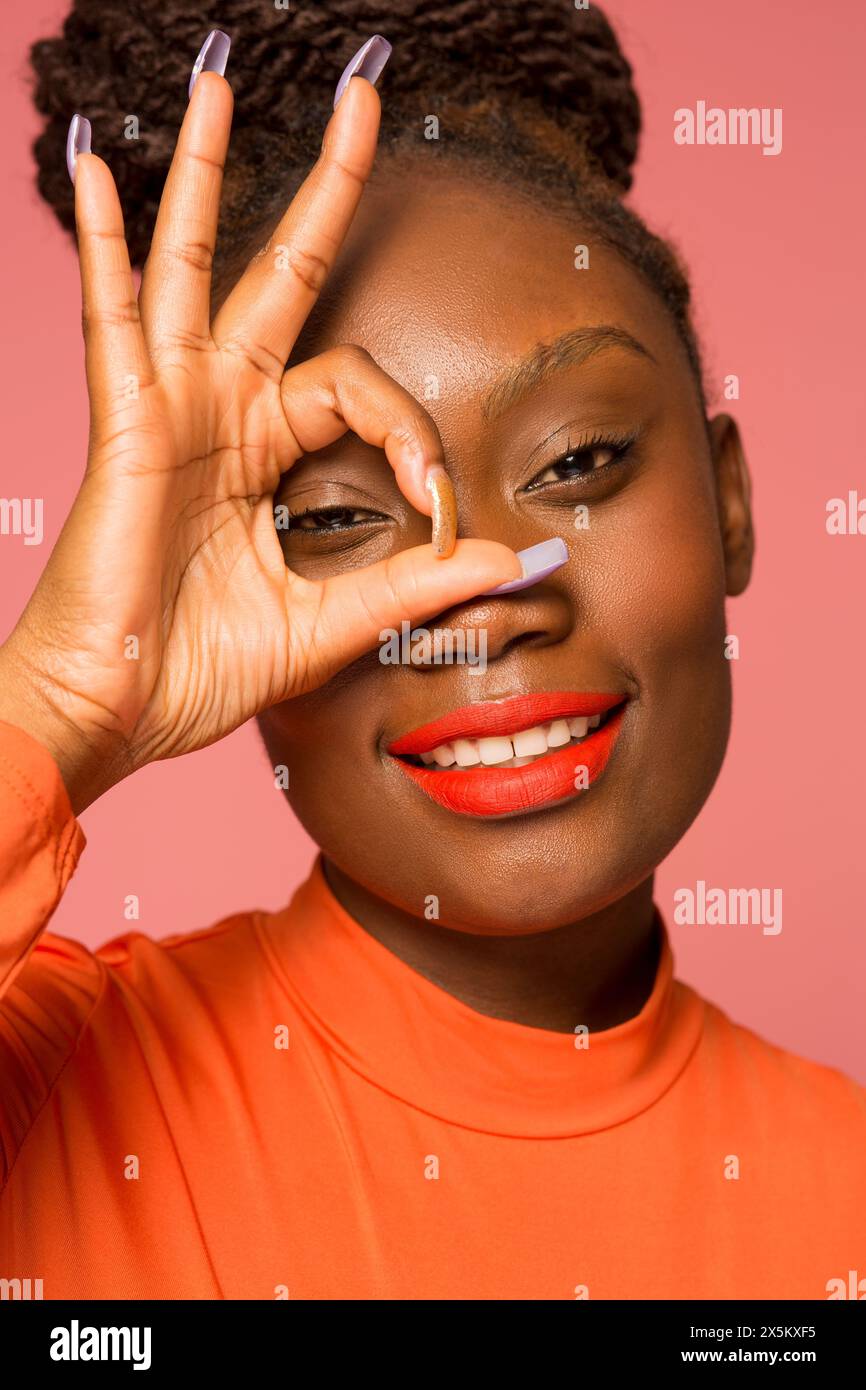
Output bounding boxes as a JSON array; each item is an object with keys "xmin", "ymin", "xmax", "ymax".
[{"xmin": 0, "ymin": 41, "xmax": 520, "ymax": 814}]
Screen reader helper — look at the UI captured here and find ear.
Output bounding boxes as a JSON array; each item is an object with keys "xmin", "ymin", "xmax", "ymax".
[{"xmin": 708, "ymin": 413, "xmax": 754, "ymax": 597}]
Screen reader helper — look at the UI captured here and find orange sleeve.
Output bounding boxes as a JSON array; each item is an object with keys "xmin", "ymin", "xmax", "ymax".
[
  {"xmin": 0, "ymin": 720, "xmax": 88, "ymax": 1185},
  {"xmin": 0, "ymin": 720, "xmax": 86, "ymax": 1000}
]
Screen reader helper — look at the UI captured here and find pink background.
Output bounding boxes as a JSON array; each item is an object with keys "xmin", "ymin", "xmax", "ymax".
[{"xmin": 2, "ymin": 2, "xmax": 863, "ymax": 1080}]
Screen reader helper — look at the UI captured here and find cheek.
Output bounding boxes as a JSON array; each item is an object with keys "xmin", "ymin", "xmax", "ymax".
[
  {"xmin": 580, "ymin": 449, "xmax": 733, "ymax": 864},
  {"xmin": 583, "ymin": 449, "xmax": 727, "ymax": 673},
  {"xmin": 257, "ymin": 666, "xmax": 399, "ymax": 835}
]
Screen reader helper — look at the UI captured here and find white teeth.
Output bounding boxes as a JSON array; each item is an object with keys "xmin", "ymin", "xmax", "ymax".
[
  {"xmin": 453, "ymin": 737, "xmax": 481, "ymax": 767},
  {"xmin": 513, "ymin": 726, "xmax": 548, "ymax": 757},
  {"xmin": 417, "ymin": 711, "xmax": 611, "ymax": 771},
  {"xmin": 478, "ymin": 736, "xmax": 515, "ymax": 766},
  {"xmin": 546, "ymin": 719, "xmax": 571, "ymax": 748}
]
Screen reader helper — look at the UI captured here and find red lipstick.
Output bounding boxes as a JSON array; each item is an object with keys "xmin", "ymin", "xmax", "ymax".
[
  {"xmin": 389, "ymin": 691, "xmax": 622, "ymax": 755},
  {"xmin": 387, "ymin": 692, "xmax": 626, "ymax": 818}
]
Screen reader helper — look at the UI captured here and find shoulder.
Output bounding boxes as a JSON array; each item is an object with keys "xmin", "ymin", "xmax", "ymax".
[
  {"xmin": 2, "ymin": 911, "xmax": 265, "ymax": 1082},
  {"xmin": 9, "ymin": 909, "xmax": 265, "ymax": 1030},
  {"xmin": 0, "ymin": 913, "xmax": 269, "ymax": 1186},
  {"xmin": 95, "ymin": 909, "xmax": 261, "ymax": 975},
  {"xmin": 695, "ymin": 993, "xmax": 866, "ymax": 1158}
]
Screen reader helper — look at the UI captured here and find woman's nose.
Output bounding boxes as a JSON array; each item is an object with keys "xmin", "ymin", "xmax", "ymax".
[{"xmin": 408, "ymin": 580, "xmax": 575, "ymax": 670}]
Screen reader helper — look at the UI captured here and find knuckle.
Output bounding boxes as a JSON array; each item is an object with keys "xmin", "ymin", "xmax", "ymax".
[
  {"xmin": 390, "ymin": 414, "xmax": 431, "ymax": 451},
  {"xmin": 382, "ymin": 554, "xmax": 415, "ymax": 612},
  {"xmin": 281, "ymin": 244, "xmax": 330, "ymax": 295},
  {"xmin": 220, "ymin": 335, "xmax": 285, "ymax": 383},
  {"xmin": 87, "ymin": 228, "xmax": 127, "ymax": 246},
  {"xmin": 150, "ymin": 327, "xmax": 213, "ymax": 358},
  {"xmin": 185, "ymin": 149, "xmax": 226, "ymax": 175},
  {"xmin": 81, "ymin": 300, "xmax": 141, "ymax": 334},
  {"xmin": 359, "ymin": 581, "xmax": 392, "ymax": 636},
  {"xmin": 164, "ymin": 240, "xmax": 214, "ymax": 275},
  {"xmin": 335, "ymin": 343, "xmax": 374, "ymax": 370},
  {"xmin": 320, "ymin": 144, "xmax": 366, "ymax": 193}
]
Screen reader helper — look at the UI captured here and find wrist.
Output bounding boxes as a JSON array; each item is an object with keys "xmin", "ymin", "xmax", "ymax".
[{"xmin": 0, "ymin": 644, "xmax": 130, "ymax": 815}]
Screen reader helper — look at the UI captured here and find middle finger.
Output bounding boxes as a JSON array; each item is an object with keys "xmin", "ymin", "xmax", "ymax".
[{"xmin": 211, "ymin": 37, "xmax": 391, "ymax": 380}]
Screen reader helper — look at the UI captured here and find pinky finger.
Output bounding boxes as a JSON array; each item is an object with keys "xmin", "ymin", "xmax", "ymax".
[{"xmin": 69, "ymin": 118, "xmax": 152, "ymax": 421}]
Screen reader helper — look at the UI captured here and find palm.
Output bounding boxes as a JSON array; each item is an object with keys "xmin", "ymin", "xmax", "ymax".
[
  {"xmin": 38, "ymin": 360, "xmax": 271, "ymax": 734},
  {"xmin": 134, "ymin": 361, "xmax": 300, "ymax": 756}
]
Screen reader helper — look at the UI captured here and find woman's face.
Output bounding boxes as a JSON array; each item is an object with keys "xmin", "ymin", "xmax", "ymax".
[{"xmin": 255, "ymin": 164, "xmax": 751, "ymax": 934}]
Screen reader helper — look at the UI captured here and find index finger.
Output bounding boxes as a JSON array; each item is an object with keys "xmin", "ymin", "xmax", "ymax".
[
  {"xmin": 139, "ymin": 64, "xmax": 234, "ymax": 357},
  {"xmin": 211, "ymin": 38, "xmax": 391, "ymax": 378}
]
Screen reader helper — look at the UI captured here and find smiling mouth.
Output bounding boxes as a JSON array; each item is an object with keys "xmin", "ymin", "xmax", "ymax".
[
  {"xmin": 387, "ymin": 692, "xmax": 628, "ymax": 818},
  {"xmin": 401, "ymin": 708, "xmax": 614, "ymax": 770}
]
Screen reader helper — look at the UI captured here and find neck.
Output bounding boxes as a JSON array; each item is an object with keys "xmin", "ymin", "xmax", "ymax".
[{"xmin": 321, "ymin": 859, "xmax": 661, "ymax": 1034}]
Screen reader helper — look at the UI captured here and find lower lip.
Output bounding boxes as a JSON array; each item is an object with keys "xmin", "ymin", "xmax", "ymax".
[{"xmin": 390, "ymin": 707, "xmax": 626, "ymax": 818}]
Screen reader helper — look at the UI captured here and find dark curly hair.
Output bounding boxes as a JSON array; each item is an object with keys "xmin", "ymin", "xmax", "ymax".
[{"xmin": 30, "ymin": 0, "xmax": 707, "ymax": 406}]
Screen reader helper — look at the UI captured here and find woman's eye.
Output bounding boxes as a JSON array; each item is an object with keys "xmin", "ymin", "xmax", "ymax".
[
  {"xmin": 529, "ymin": 441, "xmax": 629, "ymax": 487},
  {"xmin": 286, "ymin": 506, "xmax": 383, "ymax": 533}
]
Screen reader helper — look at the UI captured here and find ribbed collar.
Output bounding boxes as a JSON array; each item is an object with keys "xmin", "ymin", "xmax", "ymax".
[{"xmin": 258, "ymin": 857, "xmax": 705, "ymax": 1138}]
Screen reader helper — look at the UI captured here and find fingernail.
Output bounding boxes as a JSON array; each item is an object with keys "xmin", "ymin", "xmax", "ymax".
[
  {"xmin": 333, "ymin": 35, "xmax": 392, "ymax": 110},
  {"xmin": 189, "ymin": 29, "xmax": 231, "ymax": 98},
  {"xmin": 66, "ymin": 114, "xmax": 91, "ymax": 185},
  {"xmin": 482, "ymin": 538, "xmax": 569, "ymax": 595},
  {"xmin": 425, "ymin": 466, "xmax": 458, "ymax": 560}
]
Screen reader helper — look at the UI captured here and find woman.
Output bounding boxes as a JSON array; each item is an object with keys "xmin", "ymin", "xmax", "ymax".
[{"xmin": 0, "ymin": 2, "xmax": 862, "ymax": 1300}]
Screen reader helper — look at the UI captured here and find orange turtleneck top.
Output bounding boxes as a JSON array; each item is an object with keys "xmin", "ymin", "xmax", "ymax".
[{"xmin": 0, "ymin": 721, "xmax": 863, "ymax": 1300}]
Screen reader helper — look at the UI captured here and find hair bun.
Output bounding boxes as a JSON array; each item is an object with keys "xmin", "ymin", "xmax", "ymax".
[
  {"xmin": 395, "ymin": 0, "xmax": 641, "ymax": 191},
  {"xmin": 30, "ymin": 1, "xmax": 640, "ymax": 268}
]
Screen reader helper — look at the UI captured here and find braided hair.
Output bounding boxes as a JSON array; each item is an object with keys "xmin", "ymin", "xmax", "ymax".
[{"xmin": 30, "ymin": 0, "xmax": 706, "ymax": 405}]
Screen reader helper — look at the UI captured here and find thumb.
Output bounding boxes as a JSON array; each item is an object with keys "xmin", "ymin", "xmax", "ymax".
[{"xmin": 285, "ymin": 539, "xmax": 523, "ymax": 691}]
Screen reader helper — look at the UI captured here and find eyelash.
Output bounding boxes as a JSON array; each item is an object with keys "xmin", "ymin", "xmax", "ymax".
[
  {"xmin": 523, "ymin": 428, "xmax": 637, "ymax": 491},
  {"xmin": 282, "ymin": 429, "xmax": 637, "ymax": 533},
  {"xmin": 283, "ymin": 506, "xmax": 387, "ymax": 534}
]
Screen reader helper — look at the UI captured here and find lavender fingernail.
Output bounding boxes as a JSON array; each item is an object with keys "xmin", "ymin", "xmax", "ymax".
[
  {"xmin": 66, "ymin": 114, "xmax": 91, "ymax": 185},
  {"xmin": 189, "ymin": 29, "xmax": 231, "ymax": 98},
  {"xmin": 333, "ymin": 35, "xmax": 392, "ymax": 110},
  {"xmin": 482, "ymin": 538, "xmax": 569, "ymax": 596}
]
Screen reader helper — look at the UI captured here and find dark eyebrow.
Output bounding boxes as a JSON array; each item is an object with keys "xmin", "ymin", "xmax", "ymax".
[{"xmin": 481, "ymin": 326, "xmax": 656, "ymax": 423}]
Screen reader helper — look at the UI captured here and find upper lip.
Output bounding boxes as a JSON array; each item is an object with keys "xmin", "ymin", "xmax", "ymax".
[{"xmin": 387, "ymin": 691, "xmax": 627, "ymax": 756}]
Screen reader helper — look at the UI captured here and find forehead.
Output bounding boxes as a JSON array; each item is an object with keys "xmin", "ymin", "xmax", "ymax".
[{"xmin": 288, "ymin": 165, "xmax": 692, "ymax": 416}]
